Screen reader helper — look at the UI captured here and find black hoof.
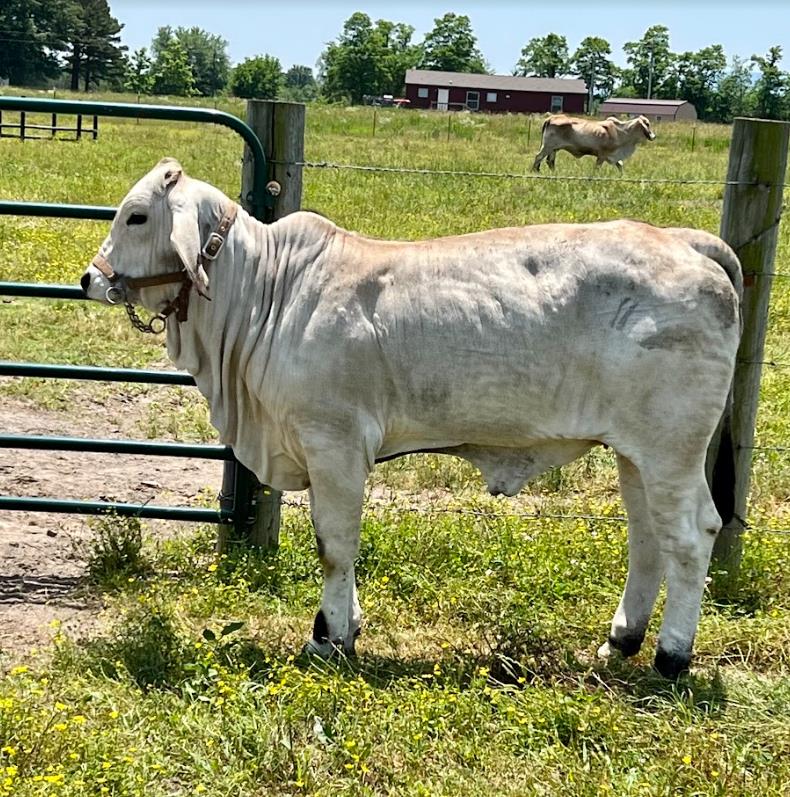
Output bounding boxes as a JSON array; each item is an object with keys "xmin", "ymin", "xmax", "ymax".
[
  {"xmin": 654, "ymin": 647, "xmax": 691, "ymax": 679},
  {"xmin": 608, "ymin": 633, "xmax": 645, "ymax": 658}
]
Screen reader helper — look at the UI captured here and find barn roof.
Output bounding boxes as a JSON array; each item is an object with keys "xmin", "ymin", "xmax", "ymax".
[
  {"xmin": 599, "ymin": 98, "xmax": 694, "ymax": 115},
  {"xmin": 404, "ymin": 69, "xmax": 588, "ymax": 95}
]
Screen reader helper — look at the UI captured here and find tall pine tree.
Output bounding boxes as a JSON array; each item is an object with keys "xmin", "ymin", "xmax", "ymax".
[{"xmin": 61, "ymin": 0, "xmax": 125, "ymax": 91}]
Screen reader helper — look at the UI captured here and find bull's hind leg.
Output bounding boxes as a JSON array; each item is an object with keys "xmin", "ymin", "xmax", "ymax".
[
  {"xmin": 532, "ymin": 147, "xmax": 553, "ymax": 172},
  {"xmin": 639, "ymin": 458, "xmax": 722, "ymax": 678},
  {"xmin": 304, "ymin": 446, "xmax": 370, "ymax": 658},
  {"xmin": 598, "ymin": 454, "xmax": 665, "ymax": 661}
]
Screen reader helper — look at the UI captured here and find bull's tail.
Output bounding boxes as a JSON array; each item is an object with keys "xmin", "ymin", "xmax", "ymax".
[
  {"xmin": 666, "ymin": 227, "xmax": 742, "ymax": 527},
  {"xmin": 710, "ymin": 392, "xmax": 736, "ymax": 526}
]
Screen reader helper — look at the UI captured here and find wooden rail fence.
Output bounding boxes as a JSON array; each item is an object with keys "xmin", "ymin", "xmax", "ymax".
[{"xmin": 0, "ymin": 110, "xmax": 99, "ymax": 141}]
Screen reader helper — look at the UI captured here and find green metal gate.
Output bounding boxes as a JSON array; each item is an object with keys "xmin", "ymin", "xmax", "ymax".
[{"xmin": 0, "ymin": 96, "xmax": 273, "ymax": 536}]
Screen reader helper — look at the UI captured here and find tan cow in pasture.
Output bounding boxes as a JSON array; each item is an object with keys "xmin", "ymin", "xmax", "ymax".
[
  {"xmin": 532, "ymin": 114, "xmax": 656, "ymax": 173},
  {"xmin": 82, "ymin": 159, "xmax": 741, "ymax": 679}
]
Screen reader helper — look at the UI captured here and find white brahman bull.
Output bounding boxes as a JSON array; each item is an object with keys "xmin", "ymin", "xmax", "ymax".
[
  {"xmin": 533, "ymin": 114, "xmax": 656, "ymax": 173},
  {"xmin": 81, "ymin": 158, "xmax": 741, "ymax": 679}
]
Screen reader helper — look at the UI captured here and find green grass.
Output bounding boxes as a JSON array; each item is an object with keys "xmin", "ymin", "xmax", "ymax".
[
  {"xmin": 1, "ymin": 91, "xmax": 789, "ymax": 795},
  {"xmin": 1, "ymin": 507, "xmax": 788, "ymax": 795}
]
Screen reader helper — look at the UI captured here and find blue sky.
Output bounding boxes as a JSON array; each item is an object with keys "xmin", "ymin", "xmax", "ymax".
[{"xmin": 111, "ymin": 1, "xmax": 790, "ymax": 75}]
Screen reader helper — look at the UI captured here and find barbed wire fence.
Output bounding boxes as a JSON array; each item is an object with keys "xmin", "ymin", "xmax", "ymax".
[
  {"xmin": 285, "ymin": 158, "xmax": 781, "ymax": 187},
  {"xmin": 276, "ymin": 497, "xmax": 790, "ymax": 537}
]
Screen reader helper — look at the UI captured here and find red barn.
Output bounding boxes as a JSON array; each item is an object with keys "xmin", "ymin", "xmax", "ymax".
[{"xmin": 404, "ymin": 69, "xmax": 587, "ymax": 114}]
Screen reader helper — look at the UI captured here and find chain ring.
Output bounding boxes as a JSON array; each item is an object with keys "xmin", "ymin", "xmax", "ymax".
[{"xmin": 124, "ymin": 302, "xmax": 166, "ymax": 335}]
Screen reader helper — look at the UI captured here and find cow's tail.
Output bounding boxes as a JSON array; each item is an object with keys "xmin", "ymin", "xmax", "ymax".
[
  {"xmin": 666, "ymin": 227, "xmax": 743, "ymax": 526},
  {"xmin": 709, "ymin": 387, "xmax": 736, "ymax": 526}
]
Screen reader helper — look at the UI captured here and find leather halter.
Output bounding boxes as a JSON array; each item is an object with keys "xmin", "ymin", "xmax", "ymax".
[{"xmin": 91, "ymin": 203, "xmax": 238, "ymax": 327}]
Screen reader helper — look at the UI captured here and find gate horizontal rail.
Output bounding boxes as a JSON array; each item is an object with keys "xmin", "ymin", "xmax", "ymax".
[
  {"xmin": 0, "ymin": 434, "xmax": 232, "ymax": 460},
  {"xmin": 1, "ymin": 281, "xmax": 87, "ymax": 300},
  {"xmin": 0, "ymin": 496, "xmax": 230, "ymax": 524},
  {"xmin": 0, "ymin": 360, "xmax": 195, "ymax": 385},
  {"xmin": 0, "ymin": 202, "xmax": 114, "ymax": 220}
]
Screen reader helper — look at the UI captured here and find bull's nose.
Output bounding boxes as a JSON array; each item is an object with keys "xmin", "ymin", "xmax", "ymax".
[{"xmin": 80, "ymin": 272, "xmax": 91, "ymax": 294}]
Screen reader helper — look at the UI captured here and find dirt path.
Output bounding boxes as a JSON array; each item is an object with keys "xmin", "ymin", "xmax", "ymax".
[{"xmin": 0, "ymin": 394, "xmax": 223, "ymax": 655}]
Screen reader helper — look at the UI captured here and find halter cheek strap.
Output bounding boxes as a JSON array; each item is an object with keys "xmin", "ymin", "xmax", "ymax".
[{"xmin": 90, "ymin": 202, "xmax": 238, "ymax": 330}]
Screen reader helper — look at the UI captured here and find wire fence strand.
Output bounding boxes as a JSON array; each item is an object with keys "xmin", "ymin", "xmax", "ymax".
[
  {"xmin": 279, "ymin": 498, "xmax": 790, "ymax": 536},
  {"xmin": 292, "ymin": 159, "xmax": 789, "ymax": 188}
]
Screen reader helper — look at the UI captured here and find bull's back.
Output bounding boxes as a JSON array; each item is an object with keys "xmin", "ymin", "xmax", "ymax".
[
  {"xmin": 291, "ymin": 221, "xmax": 740, "ymax": 441},
  {"xmin": 543, "ymin": 116, "xmax": 611, "ymax": 143}
]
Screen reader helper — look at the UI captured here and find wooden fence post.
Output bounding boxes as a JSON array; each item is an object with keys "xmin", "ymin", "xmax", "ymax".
[
  {"xmin": 219, "ymin": 100, "xmax": 305, "ymax": 550},
  {"xmin": 242, "ymin": 100, "xmax": 305, "ymax": 224},
  {"xmin": 708, "ymin": 117, "xmax": 790, "ymax": 591}
]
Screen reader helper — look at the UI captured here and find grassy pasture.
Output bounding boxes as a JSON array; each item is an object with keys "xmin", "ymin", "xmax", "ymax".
[{"xmin": 0, "ymin": 91, "xmax": 789, "ymax": 795}]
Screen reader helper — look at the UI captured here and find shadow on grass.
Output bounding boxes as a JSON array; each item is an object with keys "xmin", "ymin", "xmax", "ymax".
[
  {"xmin": 583, "ymin": 654, "xmax": 729, "ymax": 716},
  {"xmin": 63, "ymin": 593, "xmax": 728, "ymax": 718}
]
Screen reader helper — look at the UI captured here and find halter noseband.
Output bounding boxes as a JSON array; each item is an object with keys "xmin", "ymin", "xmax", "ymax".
[{"xmin": 91, "ymin": 202, "xmax": 238, "ymax": 333}]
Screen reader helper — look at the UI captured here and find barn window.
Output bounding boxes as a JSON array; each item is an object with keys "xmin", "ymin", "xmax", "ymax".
[
  {"xmin": 466, "ymin": 91, "xmax": 480, "ymax": 111},
  {"xmin": 418, "ymin": 87, "xmax": 429, "ymax": 99},
  {"xmin": 551, "ymin": 95, "xmax": 564, "ymax": 113},
  {"xmin": 486, "ymin": 92, "xmax": 497, "ymax": 103}
]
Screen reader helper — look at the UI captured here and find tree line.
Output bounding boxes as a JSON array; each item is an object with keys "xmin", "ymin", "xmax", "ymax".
[
  {"xmin": 2, "ymin": 3, "xmax": 789, "ymax": 122},
  {"xmin": 0, "ymin": 0, "xmax": 317, "ymax": 100}
]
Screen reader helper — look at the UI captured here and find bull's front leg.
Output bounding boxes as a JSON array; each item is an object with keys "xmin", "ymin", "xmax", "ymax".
[{"xmin": 303, "ymin": 445, "xmax": 369, "ymax": 658}]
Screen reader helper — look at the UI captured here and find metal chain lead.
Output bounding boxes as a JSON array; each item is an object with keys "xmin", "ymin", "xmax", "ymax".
[{"xmin": 124, "ymin": 302, "xmax": 166, "ymax": 334}]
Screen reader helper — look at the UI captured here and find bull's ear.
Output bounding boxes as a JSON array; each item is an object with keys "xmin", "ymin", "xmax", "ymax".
[
  {"xmin": 168, "ymin": 193, "xmax": 210, "ymax": 297},
  {"xmin": 159, "ymin": 158, "xmax": 183, "ymax": 191},
  {"xmin": 163, "ymin": 166, "xmax": 182, "ymax": 190}
]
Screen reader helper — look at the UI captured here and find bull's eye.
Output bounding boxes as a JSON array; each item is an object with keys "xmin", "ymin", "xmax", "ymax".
[{"xmin": 127, "ymin": 213, "xmax": 148, "ymax": 226}]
